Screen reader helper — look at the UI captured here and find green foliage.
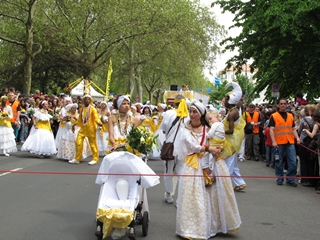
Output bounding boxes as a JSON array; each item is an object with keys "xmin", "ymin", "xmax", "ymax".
[
  {"xmin": 213, "ymin": 0, "xmax": 320, "ymax": 103},
  {"xmin": 0, "ymin": 0, "xmax": 224, "ymax": 98}
]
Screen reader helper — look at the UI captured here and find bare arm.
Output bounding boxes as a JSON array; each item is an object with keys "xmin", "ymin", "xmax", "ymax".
[
  {"xmin": 108, "ymin": 114, "xmax": 116, "ymax": 146},
  {"xmin": 270, "ymin": 126, "xmax": 277, "ymax": 147},
  {"xmin": 303, "ymin": 124, "xmax": 319, "ymax": 138},
  {"xmin": 225, "ymin": 109, "xmax": 239, "ymax": 134}
]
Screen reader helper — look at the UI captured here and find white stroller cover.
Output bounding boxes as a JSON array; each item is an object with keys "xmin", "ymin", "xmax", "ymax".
[
  {"xmin": 95, "ymin": 151, "xmax": 160, "ymax": 238},
  {"xmin": 96, "ymin": 151, "xmax": 160, "ymax": 188}
]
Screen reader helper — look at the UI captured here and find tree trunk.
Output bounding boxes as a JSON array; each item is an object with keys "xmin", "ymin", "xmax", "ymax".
[
  {"xmin": 23, "ymin": 0, "xmax": 38, "ymax": 95},
  {"xmin": 127, "ymin": 42, "xmax": 135, "ymax": 96},
  {"xmin": 136, "ymin": 64, "xmax": 143, "ymax": 103}
]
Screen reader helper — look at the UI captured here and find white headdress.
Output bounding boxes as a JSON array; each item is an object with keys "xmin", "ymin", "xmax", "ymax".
[
  {"xmin": 64, "ymin": 96, "xmax": 72, "ymax": 103},
  {"xmin": 225, "ymin": 82, "xmax": 242, "ymax": 104},
  {"xmin": 117, "ymin": 95, "xmax": 130, "ymax": 108},
  {"xmin": 65, "ymin": 103, "xmax": 78, "ymax": 111},
  {"xmin": 190, "ymin": 100, "xmax": 206, "ymax": 116}
]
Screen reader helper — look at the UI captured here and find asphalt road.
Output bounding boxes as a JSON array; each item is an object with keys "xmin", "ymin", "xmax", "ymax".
[{"xmin": 0, "ymin": 150, "xmax": 319, "ymax": 240}]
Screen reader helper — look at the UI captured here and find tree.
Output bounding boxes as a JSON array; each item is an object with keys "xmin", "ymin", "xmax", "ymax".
[
  {"xmin": 213, "ymin": 0, "xmax": 320, "ymax": 102},
  {"xmin": 0, "ymin": 0, "xmax": 42, "ymax": 94}
]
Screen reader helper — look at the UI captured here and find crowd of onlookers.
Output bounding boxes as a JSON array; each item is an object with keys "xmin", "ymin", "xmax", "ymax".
[{"xmin": 240, "ymin": 93, "xmax": 320, "ymax": 193}]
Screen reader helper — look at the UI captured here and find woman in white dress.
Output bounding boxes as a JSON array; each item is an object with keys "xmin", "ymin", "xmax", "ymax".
[
  {"xmin": 21, "ymin": 101, "xmax": 57, "ymax": 157},
  {"xmin": 108, "ymin": 95, "xmax": 139, "ymax": 151},
  {"xmin": 54, "ymin": 96, "xmax": 72, "ymax": 149},
  {"xmin": 0, "ymin": 96, "xmax": 17, "ymax": 156},
  {"xmin": 96, "ymin": 101, "xmax": 110, "ymax": 156},
  {"xmin": 174, "ymin": 100, "xmax": 221, "ymax": 240}
]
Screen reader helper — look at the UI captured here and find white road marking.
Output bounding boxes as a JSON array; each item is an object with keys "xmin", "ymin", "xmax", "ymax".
[{"xmin": 0, "ymin": 168, "xmax": 23, "ymax": 177}]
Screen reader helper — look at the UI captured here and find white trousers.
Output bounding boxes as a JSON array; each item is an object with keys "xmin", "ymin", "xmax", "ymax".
[{"xmin": 225, "ymin": 153, "xmax": 246, "ymax": 187}]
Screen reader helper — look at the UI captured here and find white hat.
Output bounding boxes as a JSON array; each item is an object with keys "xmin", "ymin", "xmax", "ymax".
[
  {"xmin": 225, "ymin": 82, "xmax": 242, "ymax": 104},
  {"xmin": 64, "ymin": 96, "xmax": 72, "ymax": 103},
  {"xmin": 190, "ymin": 100, "xmax": 206, "ymax": 116},
  {"xmin": 65, "ymin": 103, "xmax": 78, "ymax": 111}
]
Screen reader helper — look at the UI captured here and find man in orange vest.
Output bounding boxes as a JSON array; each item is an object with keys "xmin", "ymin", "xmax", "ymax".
[
  {"xmin": 245, "ymin": 103, "xmax": 261, "ymax": 161},
  {"xmin": 6, "ymin": 91, "xmax": 21, "ymax": 141},
  {"xmin": 269, "ymin": 99, "xmax": 300, "ymax": 187}
]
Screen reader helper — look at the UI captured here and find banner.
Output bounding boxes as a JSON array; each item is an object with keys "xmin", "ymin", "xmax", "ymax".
[{"xmin": 105, "ymin": 58, "xmax": 113, "ymax": 99}]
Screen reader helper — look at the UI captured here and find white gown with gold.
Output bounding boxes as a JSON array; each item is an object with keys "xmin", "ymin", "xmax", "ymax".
[
  {"xmin": 175, "ymin": 127, "xmax": 211, "ymax": 240},
  {"xmin": 21, "ymin": 111, "xmax": 57, "ymax": 155}
]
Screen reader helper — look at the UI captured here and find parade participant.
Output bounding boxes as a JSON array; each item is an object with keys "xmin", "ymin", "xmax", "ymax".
[
  {"xmin": 138, "ymin": 105, "xmax": 157, "ymax": 133},
  {"xmin": 69, "ymin": 95, "xmax": 102, "ymax": 165},
  {"xmin": 175, "ymin": 100, "xmax": 221, "ymax": 240},
  {"xmin": 222, "ymin": 82, "xmax": 247, "ymax": 191},
  {"xmin": 56, "ymin": 103, "xmax": 91, "ymax": 160},
  {"xmin": 159, "ymin": 94, "xmax": 189, "ymax": 204},
  {"xmin": 96, "ymin": 101, "xmax": 110, "ymax": 156},
  {"xmin": 108, "ymin": 95, "xmax": 139, "ymax": 151},
  {"xmin": 21, "ymin": 101, "xmax": 57, "ymax": 157},
  {"xmin": 55, "ymin": 96, "xmax": 72, "ymax": 149},
  {"xmin": 204, "ymin": 110, "xmax": 242, "ymax": 236},
  {"xmin": 154, "ymin": 103, "xmax": 167, "ymax": 155},
  {"xmin": 6, "ymin": 91, "xmax": 21, "ymax": 141},
  {"xmin": 202, "ymin": 111, "xmax": 231, "ymax": 184},
  {"xmin": 269, "ymin": 99, "xmax": 300, "ymax": 186},
  {"xmin": 0, "ymin": 96, "xmax": 17, "ymax": 156}
]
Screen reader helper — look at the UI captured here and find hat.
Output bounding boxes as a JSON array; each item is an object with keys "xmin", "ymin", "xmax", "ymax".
[
  {"xmin": 190, "ymin": 100, "xmax": 206, "ymax": 116},
  {"xmin": 65, "ymin": 103, "xmax": 78, "ymax": 111},
  {"xmin": 225, "ymin": 82, "xmax": 242, "ymax": 105}
]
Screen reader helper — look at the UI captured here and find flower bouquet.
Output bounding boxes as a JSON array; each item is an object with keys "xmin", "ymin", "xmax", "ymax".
[
  {"xmin": 125, "ymin": 127, "xmax": 158, "ymax": 156},
  {"xmin": 65, "ymin": 86, "xmax": 72, "ymax": 95},
  {"xmin": 27, "ymin": 108, "xmax": 35, "ymax": 117}
]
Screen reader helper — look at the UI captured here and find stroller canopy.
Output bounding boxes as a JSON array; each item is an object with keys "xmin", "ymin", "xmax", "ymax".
[{"xmin": 95, "ymin": 151, "xmax": 160, "ymax": 189}]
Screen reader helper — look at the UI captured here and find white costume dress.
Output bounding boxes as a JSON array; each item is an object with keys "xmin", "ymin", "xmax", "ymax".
[
  {"xmin": 206, "ymin": 123, "xmax": 241, "ymax": 236},
  {"xmin": 96, "ymin": 116, "xmax": 110, "ymax": 156},
  {"xmin": 56, "ymin": 115, "xmax": 92, "ymax": 160},
  {"xmin": 0, "ymin": 106, "xmax": 17, "ymax": 154},
  {"xmin": 54, "ymin": 106, "xmax": 69, "ymax": 149},
  {"xmin": 21, "ymin": 110, "xmax": 57, "ymax": 155},
  {"xmin": 175, "ymin": 126, "xmax": 211, "ymax": 239}
]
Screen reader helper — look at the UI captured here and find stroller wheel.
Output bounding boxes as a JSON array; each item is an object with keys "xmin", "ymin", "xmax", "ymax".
[
  {"xmin": 95, "ymin": 221, "xmax": 103, "ymax": 240},
  {"xmin": 142, "ymin": 211, "xmax": 149, "ymax": 236}
]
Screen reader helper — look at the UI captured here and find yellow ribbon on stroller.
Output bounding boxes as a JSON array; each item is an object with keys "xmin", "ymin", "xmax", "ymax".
[{"xmin": 96, "ymin": 208, "xmax": 134, "ymax": 239}]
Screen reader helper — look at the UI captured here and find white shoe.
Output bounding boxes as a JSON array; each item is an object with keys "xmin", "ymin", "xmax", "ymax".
[
  {"xmin": 239, "ymin": 157, "xmax": 245, "ymax": 162},
  {"xmin": 4, "ymin": 153, "xmax": 9, "ymax": 157},
  {"xmin": 164, "ymin": 193, "xmax": 174, "ymax": 204},
  {"xmin": 88, "ymin": 160, "xmax": 98, "ymax": 165},
  {"xmin": 69, "ymin": 159, "xmax": 80, "ymax": 164}
]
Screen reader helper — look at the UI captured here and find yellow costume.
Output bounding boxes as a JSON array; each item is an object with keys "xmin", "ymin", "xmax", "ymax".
[
  {"xmin": 140, "ymin": 116, "xmax": 157, "ymax": 133},
  {"xmin": 75, "ymin": 104, "xmax": 101, "ymax": 162}
]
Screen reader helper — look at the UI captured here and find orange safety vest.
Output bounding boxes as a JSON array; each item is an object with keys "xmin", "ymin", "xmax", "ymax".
[
  {"xmin": 272, "ymin": 112, "xmax": 295, "ymax": 144},
  {"xmin": 246, "ymin": 111, "xmax": 259, "ymax": 134},
  {"xmin": 6, "ymin": 100, "xmax": 19, "ymax": 123}
]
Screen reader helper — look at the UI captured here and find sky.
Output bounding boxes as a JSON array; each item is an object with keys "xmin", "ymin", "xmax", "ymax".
[{"xmin": 199, "ymin": 0, "xmax": 242, "ymax": 79}]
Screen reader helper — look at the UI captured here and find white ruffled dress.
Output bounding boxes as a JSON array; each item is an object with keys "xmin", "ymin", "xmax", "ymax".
[
  {"xmin": 21, "ymin": 111, "xmax": 57, "ymax": 156},
  {"xmin": 0, "ymin": 106, "xmax": 17, "ymax": 154}
]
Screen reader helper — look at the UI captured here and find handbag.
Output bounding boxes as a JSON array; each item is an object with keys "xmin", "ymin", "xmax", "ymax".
[
  {"xmin": 244, "ymin": 122, "xmax": 253, "ymax": 134},
  {"xmin": 160, "ymin": 119, "xmax": 181, "ymax": 160}
]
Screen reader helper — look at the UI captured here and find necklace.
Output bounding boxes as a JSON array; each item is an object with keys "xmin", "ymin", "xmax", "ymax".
[
  {"xmin": 227, "ymin": 106, "xmax": 237, "ymax": 114},
  {"xmin": 117, "ymin": 113, "xmax": 131, "ymax": 136},
  {"xmin": 191, "ymin": 122, "xmax": 202, "ymax": 128}
]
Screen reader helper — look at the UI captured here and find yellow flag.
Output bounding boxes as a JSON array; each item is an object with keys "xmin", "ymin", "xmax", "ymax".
[{"xmin": 105, "ymin": 58, "xmax": 113, "ymax": 99}]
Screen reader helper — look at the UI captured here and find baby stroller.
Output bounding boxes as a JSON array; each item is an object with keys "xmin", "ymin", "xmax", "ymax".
[{"xmin": 95, "ymin": 151, "xmax": 160, "ymax": 240}]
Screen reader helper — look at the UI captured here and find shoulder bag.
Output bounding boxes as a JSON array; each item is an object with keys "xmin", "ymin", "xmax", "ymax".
[{"xmin": 160, "ymin": 118, "xmax": 181, "ymax": 160}]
